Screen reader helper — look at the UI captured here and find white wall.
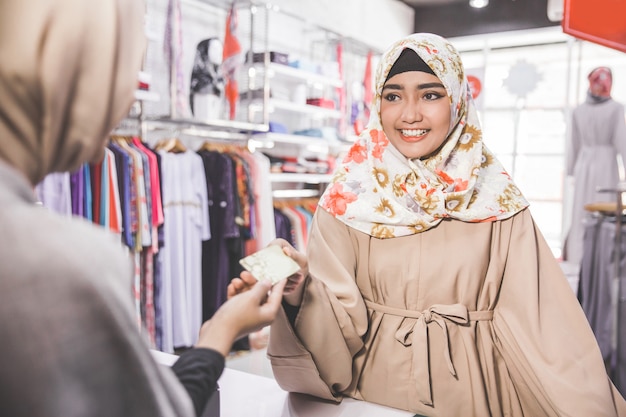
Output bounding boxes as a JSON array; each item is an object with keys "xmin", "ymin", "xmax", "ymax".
[
  {"xmin": 268, "ymin": 0, "xmax": 414, "ymax": 52},
  {"xmin": 144, "ymin": 0, "xmax": 413, "ymax": 118}
]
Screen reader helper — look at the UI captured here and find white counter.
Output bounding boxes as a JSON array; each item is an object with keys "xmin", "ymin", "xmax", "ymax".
[{"xmin": 151, "ymin": 350, "xmax": 413, "ymax": 417}]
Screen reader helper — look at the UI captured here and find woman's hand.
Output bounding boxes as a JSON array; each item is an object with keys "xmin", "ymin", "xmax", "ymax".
[
  {"xmin": 227, "ymin": 238, "xmax": 309, "ymax": 307},
  {"xmin": 196, "ymin": 279, "xmax": 286, "ymax": 356},
  {"xmin": 227, "ymin": 270, "xmax": 257, "ymax": 299},
  {"xmin": 270, "ymin": 238, "xmax": 309, "ymax": 307}
]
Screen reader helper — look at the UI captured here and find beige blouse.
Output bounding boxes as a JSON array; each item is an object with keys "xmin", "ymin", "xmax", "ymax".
[{"xmin": 268, "ymin": 208, "xmax": 626, "ymax": 416}]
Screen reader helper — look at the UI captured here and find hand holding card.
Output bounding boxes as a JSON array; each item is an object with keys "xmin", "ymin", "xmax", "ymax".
[{"xmin": 239, "ymin": 245, "xmax": 301, "ymax": 285}]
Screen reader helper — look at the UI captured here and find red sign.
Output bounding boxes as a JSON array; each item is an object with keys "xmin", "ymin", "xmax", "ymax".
[
  {"xmin": 467, "ymin": 75, "xmax": 483, "ymax": 100},
  {"xmin": 562, "ymin": 0, "xmax": 626, "ymax": 53}
]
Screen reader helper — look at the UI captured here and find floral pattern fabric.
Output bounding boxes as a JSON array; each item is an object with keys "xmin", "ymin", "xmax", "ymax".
[{"xmin": 320, "ymin": 33, "xmax": 528, "ymax": 238}]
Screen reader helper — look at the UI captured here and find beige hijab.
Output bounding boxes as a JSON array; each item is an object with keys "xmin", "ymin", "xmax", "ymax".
[
  {"xmin": 320, "ymin": 33, "xmax": 528, "ymax": 238},
  {"xmin": 0, "ymin": 0, "xmax": 146, "ymax": 185}
]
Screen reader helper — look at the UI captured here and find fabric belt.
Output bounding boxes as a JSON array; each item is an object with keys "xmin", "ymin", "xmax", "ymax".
[{"xmin": 364, "ymin": 300, "xmax": 493, "ymax": 406}]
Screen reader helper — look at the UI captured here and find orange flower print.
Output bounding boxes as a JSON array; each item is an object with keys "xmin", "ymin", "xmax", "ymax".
[
  {"xmin": 436, "ymin": 169, "xmax": 468, "ymax": 191},
  {"xmin": 475, "ymin": 215, "xmax": 498, "ymax": 223},
  {"xmin": 343, "ymin": 141, "xmax": 367, "ymax": 164},
  {"xmin": 453, "ymin": 178, "xmax": 468, "ymax": 191},
  {"xmin": 370, "ymin": 129, "xmax": 389, "ymax": 160},
  {"xmin": 321, "ymin": 183, "xmax": 358, "ymax": 216},
  {"xmin": 436, "ymin": 169, "xmax": 454, "ymax": 185}
]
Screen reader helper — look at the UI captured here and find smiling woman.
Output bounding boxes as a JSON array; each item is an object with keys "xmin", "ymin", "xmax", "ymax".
[
  {"xmin": 380, "ymin": 49, "xmax": 451, "ymax": 160},
  {"xmin": 229, "ymin": 32, "xmax": 626, "ymax": 416}
]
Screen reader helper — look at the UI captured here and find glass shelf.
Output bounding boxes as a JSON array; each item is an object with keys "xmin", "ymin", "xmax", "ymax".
[
  {"xmin": 248, "ymin": 62, "xmax": 343, "ymax": 88},
  {"xmin": 269, "ymin": 173, "xmax": 333, "ymax": 183}
]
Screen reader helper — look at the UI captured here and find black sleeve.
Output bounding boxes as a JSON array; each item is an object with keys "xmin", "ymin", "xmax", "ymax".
[
  {"xmin": 282, "ymin": 300, "xmax": 300, "ymax": 326},
  {"xmin": 170, "ymin": 348, "xmax": 225, "ymax": 417}
]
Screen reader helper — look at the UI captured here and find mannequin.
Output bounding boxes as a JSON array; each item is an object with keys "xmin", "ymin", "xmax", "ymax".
[
  {"xmin": 190, "ymin": 37, "xmax": 225, "ymax": 120},
  {"xmin": 564, "ymin": 66, "xmax": 626, "ymax": 266}
]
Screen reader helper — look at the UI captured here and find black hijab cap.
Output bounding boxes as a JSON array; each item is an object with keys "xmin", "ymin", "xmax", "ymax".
[{"xmin": 385, "ymin": 48, "xmax": 435, "ymax": 82}]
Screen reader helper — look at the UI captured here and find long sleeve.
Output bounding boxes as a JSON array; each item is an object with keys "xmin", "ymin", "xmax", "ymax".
[
  {"xmin": 267, "ymin": 208, "xmax": 365, "ymax": 401},
  {"xmin": 493, "ymin": 210, "xmax": 626, "ymax": 416},
  {"xmin": 171, "ymin": 348, "xmax": 224, "ymax": 417},
  {"xmin": 0, "ymin": 165, "xmax": 196, "ymax": 417}
]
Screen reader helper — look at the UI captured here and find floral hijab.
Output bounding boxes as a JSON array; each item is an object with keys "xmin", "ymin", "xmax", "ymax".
[{"xmin": 319, "ymin": 33, "xmax": 528, "ymax": 238}]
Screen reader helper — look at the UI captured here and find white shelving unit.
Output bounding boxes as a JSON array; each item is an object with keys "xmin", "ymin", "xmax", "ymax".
[{"xmin": 141, "ymin": 0, "xmax": 372, "ymax": 199}]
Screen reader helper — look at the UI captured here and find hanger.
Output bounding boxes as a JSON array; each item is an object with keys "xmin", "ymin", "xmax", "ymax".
[
  {"xmin": 198, "ymin": 141, "xmax": 245, "ymax": 154},
  {"xmin": 198, "ymin": 141, "xmax": 226, "ymax": 153},
  {"xmin": 155, "ymin": 137, "xmax": 187, "ymax": 153},
  {"xmin": 273, "ymin": 197, "xmax": 320, "ymax": 210},
  {"xmin": 110, "ymin": 134, "xmax": 133, "ymax": 144}
]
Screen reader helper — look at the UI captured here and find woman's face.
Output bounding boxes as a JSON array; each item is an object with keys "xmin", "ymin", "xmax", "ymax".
[{"xmin": 380, "ymin": 71, "xmax": 451, "ymax": 160}]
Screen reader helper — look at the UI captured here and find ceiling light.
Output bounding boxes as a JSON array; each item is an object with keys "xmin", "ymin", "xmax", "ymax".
[{"xmin": 469, "ymin": 0, "xmax": 489, "ymax": 8}]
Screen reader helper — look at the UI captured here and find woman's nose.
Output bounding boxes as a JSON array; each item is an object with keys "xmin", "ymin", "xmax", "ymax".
[{"xmin": 401, "ymin": 100, "xmax": 422, "ymax": 122}]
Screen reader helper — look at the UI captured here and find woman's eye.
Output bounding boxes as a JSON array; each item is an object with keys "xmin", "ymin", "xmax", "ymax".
[
  {"xmin": 424, "ymin": 92, "xmax": 444, "ymax": 101},
  {"xmin": 383, "ymin": 93, "xmax": 400, "ymax": 102}
]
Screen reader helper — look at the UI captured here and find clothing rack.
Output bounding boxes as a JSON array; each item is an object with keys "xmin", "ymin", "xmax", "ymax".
[
  {"xmin": 596, "ymin": 183, "xmax": 626, "ymax": 383},
  {"xmin": 273, "ymin": 197, "xmax": 319, "ymax": 209}
]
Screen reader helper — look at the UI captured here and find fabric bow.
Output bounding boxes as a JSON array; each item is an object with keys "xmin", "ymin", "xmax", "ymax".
[{"xmin": 394, "ymin": 304, "xmax": 470, "ymax": 406}]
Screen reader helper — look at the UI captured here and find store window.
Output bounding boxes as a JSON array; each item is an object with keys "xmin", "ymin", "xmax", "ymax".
[{"xmin": 456, "ymin": 28, "xmax": 626, "ymax": 258}]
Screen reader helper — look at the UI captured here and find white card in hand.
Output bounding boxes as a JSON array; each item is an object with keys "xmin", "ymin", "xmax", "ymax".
[{"xmin": 239, "ymin": 245, "xmax": 301, "ymax": 285}]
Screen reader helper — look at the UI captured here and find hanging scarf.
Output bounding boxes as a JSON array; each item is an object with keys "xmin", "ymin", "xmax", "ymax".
[
  {"xmin": 222, "ymin": 2, "xmax": 242, "ymax": 120},
  {"xmin": 319, "ymin": 33, "xmax": 528, "ymax": 239}
]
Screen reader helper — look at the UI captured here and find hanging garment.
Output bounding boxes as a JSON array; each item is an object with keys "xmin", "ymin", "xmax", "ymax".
[
  {"xmin": 198, "ymin": 149, "xmax": 241, "ymax": 321},
  {"xmin": 158, "ymin": 150, "xmax": 210, "ymax": 352}
]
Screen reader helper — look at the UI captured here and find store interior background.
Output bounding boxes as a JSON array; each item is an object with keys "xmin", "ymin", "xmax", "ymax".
[
  {"xmin": 141, "ymin": 0, "xmax": 626, "ymax": 262},
  {"xmin": 134, "ymin": 0, "xmax": 626, "ymax": 377}
]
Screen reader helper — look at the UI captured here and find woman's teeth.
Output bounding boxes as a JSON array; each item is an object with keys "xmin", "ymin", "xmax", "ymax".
[{"xmin": 401, "ymin": 129, "xmax": 428, "ymax": 137}]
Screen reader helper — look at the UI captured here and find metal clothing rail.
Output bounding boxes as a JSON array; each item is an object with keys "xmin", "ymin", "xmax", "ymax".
[{"xmin": 597, "ymin": 182, "xmax": 626, "ymax": 382}]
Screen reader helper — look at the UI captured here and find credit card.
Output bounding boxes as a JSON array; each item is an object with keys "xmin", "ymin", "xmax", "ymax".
[{"xmin": 239, "ymin": 245, "xmax": 301, "ymax": 285}]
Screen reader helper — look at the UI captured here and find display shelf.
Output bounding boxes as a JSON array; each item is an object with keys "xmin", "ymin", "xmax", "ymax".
[
  {"xmin": 269, "ymin": 173, "xmax": 333, "ymax": 184},
  {"xmin": 135, "ymin": 90, "xmax": 160, "ymax": 102},
  {"xmin": 146, "ymin": 116, "xmax": 267, "ymax": 133},
  {"xmin": 148, "ymin": 0, "xmax": 375, "ymax": 200},
  {"xmin": 248, "ymin": 62, "xmax": 343, "ymax": 88},
  {"xmin": 248, "ymin": 132, "xmax": 355, "ymax": 158},
  {"xmin": 271, "ymin": 189, "xmax": 321, "ymax": 198},
  {"xmin": 245, "ymin": 98, "xmax": 342, "ymax": 119},
  {"xmin": 255, "ymin": 132, "xmax": 328, "ymax": 145}
]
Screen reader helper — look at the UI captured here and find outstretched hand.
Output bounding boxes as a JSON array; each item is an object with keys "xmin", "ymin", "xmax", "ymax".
[
  {"xmin": 228, "ymin": 239, "xmax": 309, "ymax": 307},
  {"xmin": 195, "ymin": 278, "xmax": 286, "ymax": 356}
]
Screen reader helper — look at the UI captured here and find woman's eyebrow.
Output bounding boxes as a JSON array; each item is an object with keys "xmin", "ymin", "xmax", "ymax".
[
  {"xmin": 417, "ymin": 82, "xmax": 445, "ymax": 90},
  {"xmin": 382, "ymin": 83, "xmax": 403, "ymax": 91},
  {"xmin": 382, "ymin": 82, "xmax": 445, "ymax": 91}
]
